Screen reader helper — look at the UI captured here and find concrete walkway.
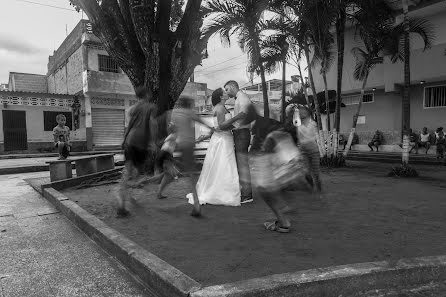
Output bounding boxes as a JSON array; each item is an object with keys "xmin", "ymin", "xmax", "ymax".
[{"xmin": 0, "ymin": 172, "xmax": 151, "ymax": 297}]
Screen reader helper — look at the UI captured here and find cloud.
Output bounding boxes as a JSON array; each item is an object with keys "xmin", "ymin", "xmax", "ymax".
[{"xmin": 0, "ymin": 33, "xmax": 46, "ymax": 55}]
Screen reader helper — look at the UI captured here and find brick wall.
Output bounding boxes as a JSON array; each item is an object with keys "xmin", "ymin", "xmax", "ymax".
[{"xmin": 49, "ymin": 46, "xmax": 83, "ymax": 95}]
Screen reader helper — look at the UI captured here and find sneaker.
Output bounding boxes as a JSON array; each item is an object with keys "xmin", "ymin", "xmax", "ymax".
[{"xmin": 240, "ymin": 198, "xmax": 253, "ymax": 204}]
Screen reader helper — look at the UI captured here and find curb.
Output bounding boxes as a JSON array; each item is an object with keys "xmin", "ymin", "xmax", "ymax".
[
  {"xmin": 191, "ymin": 257, "xmax": 446, "ymax": 296},
  {"xmin": 41, "ymin": 184, "xmax": 201, "ymax": 297}
]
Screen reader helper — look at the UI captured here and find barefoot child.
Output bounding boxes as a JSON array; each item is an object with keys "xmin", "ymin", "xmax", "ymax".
[
  {"xmin": 252, "ymin": 125, "xmax": 312, "ymax": 233},
  {"xmin": 171, "ymin": 95, "xmax": 214, "ymax": 217},
  {"xmin": 117, "ymin": 86, "xmax": 158, "ymax": 218},
  {"xmin": 53, "ymin": 114, "xmax": 71, "ymax": 160},
  {"xmin": 155, "ymin": 123, "xmax": 180, "ymax": 199}
]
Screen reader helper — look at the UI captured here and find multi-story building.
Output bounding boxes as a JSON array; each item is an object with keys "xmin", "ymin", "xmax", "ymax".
[
  {"xmin": 0, "ymin": 20, "xmax": 208, "ymax": 153},
  {"xmin": 311, "ymin": 0, "xmax": 446, "ymax": 150}
]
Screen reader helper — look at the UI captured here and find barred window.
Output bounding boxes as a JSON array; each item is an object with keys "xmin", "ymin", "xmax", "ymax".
[
  {"xmin": 44, "ymin": 111, "xmax": 72, "ymax": 131},
  {"xmin": 342, "ymin": 93, "xmax": 374, "ymax": 105},
  {"xmin": 98, "ymin": 55, "xmax": 119, "ymax": 73},
  {"xmin": 424, "ymin": 85, "xmax": 446, "ymax": 108}
]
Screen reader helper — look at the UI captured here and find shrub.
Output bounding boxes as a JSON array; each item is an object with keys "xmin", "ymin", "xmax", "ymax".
[{"xmin": 388, "ymin": 163, "xmax": 419, "ymax": 177}]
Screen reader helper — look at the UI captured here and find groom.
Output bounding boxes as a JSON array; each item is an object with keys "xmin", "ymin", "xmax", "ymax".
[{"xmin": 219, "ymin": 80, "xmax": 254, "ymax": 204}]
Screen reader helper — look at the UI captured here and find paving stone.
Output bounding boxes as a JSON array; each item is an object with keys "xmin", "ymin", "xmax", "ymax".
[{"xmin": 1, "ymin": 273, "xmax": 54, "ymax": 297}]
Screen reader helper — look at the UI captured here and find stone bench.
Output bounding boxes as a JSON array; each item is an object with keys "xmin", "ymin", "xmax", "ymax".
[{"xmin": 46, "ymin": 154, "xmax": 115, "ymax": 182}]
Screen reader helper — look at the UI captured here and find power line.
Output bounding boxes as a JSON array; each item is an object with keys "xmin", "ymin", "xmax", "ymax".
[
  {"xmin": 195, "ymin": 54, "xmax": 245, "ymax": 72},
  {"xmin": 14, "ymin": 0, "xmax": 77, "ymax": 11},
  {"xmin": 195, "ymin": 64, "xmax": 247, "ymax": 76}
]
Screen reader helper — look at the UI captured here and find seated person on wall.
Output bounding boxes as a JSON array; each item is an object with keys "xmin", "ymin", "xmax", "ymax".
[
  {"xmin": 435, "ymin": 127, "xmax": 444, "ymax": 142},
  {"xmin": 339, "ymin": 133, "xmax": 359, "ymax": 150},
  {"xmin": 436, "ymin": 131, "xmax": 445, "ymax": 160},
  {"xmin": 418, "ymin": 127, "xmax": 432, "ymax": 154},
  {"xmin": 408, "ymin": 128, "xmax": 420, "ymax": 154},
  {"xmin": 53, "ymin": 114, "xmax": 71, "ymax": 160},
  {"xmin": 368, "ymin": 130, "xmax": 383, "ymax": 152}
]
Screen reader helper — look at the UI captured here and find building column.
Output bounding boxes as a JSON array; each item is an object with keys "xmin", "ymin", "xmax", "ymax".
[{"xmin": 84, "ymin": 93, "xmax": 93, "ymax": 150}]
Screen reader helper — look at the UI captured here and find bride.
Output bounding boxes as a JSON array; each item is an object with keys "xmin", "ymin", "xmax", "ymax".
[{"xmin": 186, "ymin": 88, "xmax": 241, "ymax": 206}]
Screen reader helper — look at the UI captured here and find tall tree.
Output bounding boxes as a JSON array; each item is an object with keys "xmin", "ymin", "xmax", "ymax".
[
  {"xmin": 69, "ymin": 0, "xmax": 211, "ymax": 114},
  {"xmin": 386, "ymin": 11, "xmax": 435, "ymax": 164},
  {"xmin": 300, "ymin": 0, "xmax": 336, "ymax": 131},
  {"xmin": 203, "ymin": 0, "xmax": 271, "ymax": 118}
]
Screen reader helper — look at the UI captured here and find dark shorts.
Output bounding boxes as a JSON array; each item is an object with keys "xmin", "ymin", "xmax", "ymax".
[
  {"xmin": 155, "ymin": 150, "xmax": 174, "ymax": 169},
  {"xmin": 177, "ymin": 143, "xmax": 196, "ymax": 173},
  {"xmin": 419, "ymin": 141, "xmax": 430, "ymax": 147},
  {"xmin": 124, "ymin": 144, "xmax": 149, "ymax": 173}
]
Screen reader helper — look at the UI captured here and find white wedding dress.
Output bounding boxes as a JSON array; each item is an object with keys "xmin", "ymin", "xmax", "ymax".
[{"xmin": 186, "ymin": 113, "xmax": 241, "ymax": 206}]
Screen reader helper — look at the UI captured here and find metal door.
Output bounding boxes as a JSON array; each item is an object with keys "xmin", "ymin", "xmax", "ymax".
[{"xmin": 2, "ymin": 110, "xmax": 28, "ymax": 151}]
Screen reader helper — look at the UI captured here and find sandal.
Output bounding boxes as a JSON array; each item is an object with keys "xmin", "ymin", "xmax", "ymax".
[{"xmin": 264, "ymin": 221, "xmax": 290, "ymax": 233}]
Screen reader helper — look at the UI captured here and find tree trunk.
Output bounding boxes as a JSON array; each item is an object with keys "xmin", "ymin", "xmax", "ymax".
[
  {"xmin": 304, "ymin": 45, "xmax": 322, "ymax": 130},
  {"xmin": 281, "ymin": 57, "xmax": 286, "ymax": 123},
  {"xmin": 298, "ymin": 63, "xmax": 312, "ymax": 109},
  {"xmin": 323, "ymin": 72, "xmax": 330, "ymax": 131},
  {"xmin": 401, "ymin": 0, "xmax": 411, "ymax": 164},
  {"xmin": 344, "ymin": 76, "xmax": 368, "ymax": 157},
  {"xmin": 335, "ymin": 10, "xmax": 346, "ymax": 132},
  {"xmin": 259, "ymin": 63, "xmax": 270, "ymax": 118}
]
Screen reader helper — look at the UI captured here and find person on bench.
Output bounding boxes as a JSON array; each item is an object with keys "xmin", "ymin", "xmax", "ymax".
[
  {"xmin": 53, "ymin": 114, "xmax": 71, "ymax": 160},
  {"xmin": 368, "ymin": 130, "xmax": 383, "ymax": 152},
  {"xmin": 418, "ymin": 127, "xmax": 431, "ymax": 154},
  {"xmin": 408, "ymin": 128, "xmax": 419, "ymax": 154}
]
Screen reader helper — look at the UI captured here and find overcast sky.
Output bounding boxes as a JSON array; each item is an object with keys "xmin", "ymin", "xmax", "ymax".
[{"xmin": 0, "ymin": 0, "xmax": 302, "ymax": 90}]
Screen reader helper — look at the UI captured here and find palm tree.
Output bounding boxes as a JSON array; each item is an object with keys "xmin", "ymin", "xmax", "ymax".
[
  {"xmin": 386, "ymin": 13, "xmax": 435, "ymax": 164},
  {"xmin": 303, "ymin": 0, "xmax": 336, "ymax": 132},
  {"xmin": 260, "ymin": 33, "xmax": 289, "ymax": 122},
  {"xmin": 204, "ymin": 0, "xmax": 271, "ymax": 118},
  {"xmin": 343, "ymin": 45, "xmax": 384, "ymax": 157}
]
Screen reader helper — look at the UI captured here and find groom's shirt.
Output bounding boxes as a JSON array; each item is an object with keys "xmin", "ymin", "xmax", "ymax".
[{"xmin": 233, "ymin": 90, "xmax": 252, "ymax": 130}]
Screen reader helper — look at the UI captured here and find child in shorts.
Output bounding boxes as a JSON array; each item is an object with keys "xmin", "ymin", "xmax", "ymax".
[
  {"xmin": 155, "ymin": 123, "xmax": 180, "ymax": 199},
  {"xmin": 252, "ymin": 125, "xmax": 312, "ymax": 233},
  {"xmin": 53, "ymin": 114, "xmax": 71, "ymax": 160},
  {"xmin": 117, "ymin": 86, "xmax": 158, "ymax": 218},
  {"xmin": 171, "ymin": 96, "xmax": 214, "ymax": 217}
]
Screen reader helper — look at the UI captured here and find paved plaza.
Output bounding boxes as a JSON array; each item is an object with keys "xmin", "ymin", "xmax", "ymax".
[{"xmin": 0, "ymin": 172, "xmax": 150, "ymax": 297}]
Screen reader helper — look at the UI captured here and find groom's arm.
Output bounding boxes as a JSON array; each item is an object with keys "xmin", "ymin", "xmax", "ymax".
[{"xmin": 219, "ymin": 112, "xmax": 246, "ymax": 131}]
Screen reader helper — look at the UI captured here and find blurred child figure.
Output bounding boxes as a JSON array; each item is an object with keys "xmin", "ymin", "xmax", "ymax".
[
  {"xmin": 171, "ymin": 95, "xmax": 214, "ymax": 217},
  {"xmin": 117, "ymin": 86, "xmax": 158, "ymax": 218},
  {"xmin": 436, "ymin": 131, "xmax": 445, "ymax": 160},
  {"xmin": 297, "ymin": 106, "xmax": 322, "ymax": 194},
  {"xmin": 155, "ymin": 122, "xmax": 180, "ymax": 199},
  {"xmin": 252, "ymin": 125, "xmax": 311, "ymax": 233},
  {"xmin": 53, "ymin": 114, "xmax": 71, "ymax": 160}
]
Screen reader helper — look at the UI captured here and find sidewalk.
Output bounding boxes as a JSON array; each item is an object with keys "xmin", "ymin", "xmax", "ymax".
[
  {"xmin": 0, "ymin": 172, "xmax": 151, "ymax": 297},
  {"xmin": 0, "ymin": 154, "xmax": 125, "ymax": 175}
]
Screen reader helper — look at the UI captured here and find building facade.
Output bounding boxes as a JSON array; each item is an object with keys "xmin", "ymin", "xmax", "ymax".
[
  {"xmin": 0, "ymin": 20, "xmax": 207, "ymax": 153},
  {"xmin": 311, "ymin": 0, "xmax": 446, "ymax": 148}
]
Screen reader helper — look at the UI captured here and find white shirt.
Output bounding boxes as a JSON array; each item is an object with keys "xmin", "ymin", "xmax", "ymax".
[
  {"xmin": 420, "ymin": 133, "xmax": 430, "ymax": 142},
  {"xmin": 233, "ymin": 90, "xmax": 252, "ymax": 130}
]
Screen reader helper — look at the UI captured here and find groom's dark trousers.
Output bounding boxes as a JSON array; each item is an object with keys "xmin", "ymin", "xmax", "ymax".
[{"xmin": 233, "ymin": 128, "xmax": 252, "ymax": 200}]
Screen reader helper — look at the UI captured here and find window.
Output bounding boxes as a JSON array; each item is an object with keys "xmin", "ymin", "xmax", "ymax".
[
  {"xmin": 342, "ymin": 93, "xmax": 374, "ymax": 105},
  {"xmin": 44, "ymin": 111, "xmax": 72, "ymax": 131},
  {"xmin": 357, "ymin": 115, "xmax": 366, "ymax": 124},
  {"xmin": 98, "ymin": 54, "xmax": 119, "ymax": 73},
  {"xmin": 424, "ymin": 85, "xmax": 446, "ymax": 108}
]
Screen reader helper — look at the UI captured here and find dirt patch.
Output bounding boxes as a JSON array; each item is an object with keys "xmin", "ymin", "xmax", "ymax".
[{"xmin": 62, "ymin": 161, "xmax": 446, "ymax": 286}]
